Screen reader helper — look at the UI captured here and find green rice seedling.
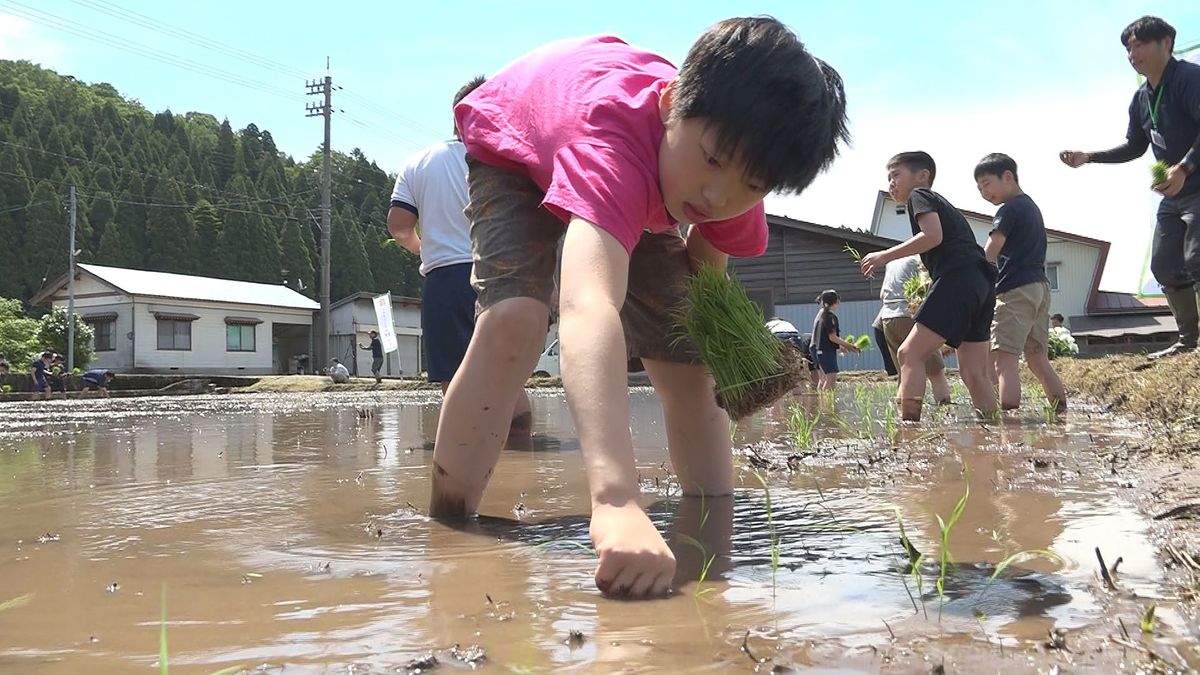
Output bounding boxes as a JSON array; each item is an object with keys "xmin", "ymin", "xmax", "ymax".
[
  {"xmin": 0, "ymin": 593, "xmax": 32, "ymax": 612},
  {"xmin": 1141, "ymin": 604, "xmax": 1157, "ymax": 634},
  {"xmin": 675, "ymin": 265, "xmax": 801, "ymax": 419},
  {"xmin": 729, "ymin": 420, "xmax": 738, "ymax": 443},
  {"xmin": 1042, "ymin": 399, "xmax": 1059, "ymax": 424},
  {"xmin": 787, "ymin": 403, "xmax": 820, "ymax": 448},
  {"xmin": 935, "ymin": 482, "xmax": 970, "ymax": 603},
  {"xmin": 160, "ymin": 585, "xmax": 168, "ymax": 675},
  {"xmin": 676, "ymin": 534, "xmax": 718, "ymax": 598},
  {"xmin": 883, "ymin": 404, "xmax": 900, "ymax": 446},
  {"xmin": 842, "ymin": 243, "xmax": 863, "ymax": 262},
  {"xmin": 902, "ymin": 265, "xmax": 932, "ymax": 313},
  {"xmin": 1151, "ymin": 160, "xmax": 1170, "ymax": 186},
  {"xmin": 974, "ymin": 549, "xmax": 1064, "ymax": 606},
  {"xmin": 752, "ymin": 471, "xmax": 780, "ymax": 587}
]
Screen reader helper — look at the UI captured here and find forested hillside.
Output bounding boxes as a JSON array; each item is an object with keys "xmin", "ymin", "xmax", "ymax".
[{"xmin": 0, "ymin": 59, "xmax": 419, "ymax": 305}]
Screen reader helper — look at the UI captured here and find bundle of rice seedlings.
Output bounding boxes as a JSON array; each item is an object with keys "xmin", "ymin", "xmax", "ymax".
[
  {"xmin": 844, "ymin": 334, "xmax": 872, "ymax": 350},
  {"xmin": 903, "ymin": 263, "xmax": 932, "ymax": 315},
  {"xmin": 675, "ymin": 265, "xmax": 803, "ymax": 420},
  {"xmin": 1151, "ymin": 160, "xmax": 1170, "ymax": 187}
]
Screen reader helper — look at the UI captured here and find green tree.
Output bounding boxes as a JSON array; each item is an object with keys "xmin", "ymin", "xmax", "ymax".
[
  {"xmin": 218, "ymin": 175, "xmax": 280, "ymax": 283},
  {"xmin": 212, "ymin": 119, "xmax": 236, "ymax": 189},
  {"xmin": 330, "ymin": 205, "xmax": 374, "ymax": 300},
  {"xmin": 143, "ymin": 180, "xmax": 196, "ymax": 273},
  {"xmin": 191, "ymin": 199, "xmax": 223, "ymax": 276},
  {"xmin": 20, "ymin": 181, "xmax": 66, "ymax": 299},
  {"xmin": 0, "ymin": 297, "xmax": 41, "ymax": 369},
  {"xmin": 37, "ymin": 305, "xmax": 95, "ymax": 370},
  {"xmin": 88, "ymin": 191, "xmax": 116, "ymax": 251},
  {"xmin": 280, "ymin": 215, "xmax": 315, "ymax": 296}
]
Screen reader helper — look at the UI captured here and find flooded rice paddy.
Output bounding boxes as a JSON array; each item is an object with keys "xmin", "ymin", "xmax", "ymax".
[{"xmin": 0, "ymin": 384, "xmax": 1195, "ymax": 673}]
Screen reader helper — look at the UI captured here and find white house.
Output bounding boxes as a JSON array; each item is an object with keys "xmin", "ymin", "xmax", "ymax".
[
  {"xmin": 329, "ymin": 293, "xmax": 422, "ymax": 378},
  {"xmin": 33, "ymin": 264, "xmax": 318, "ymax": 375},
  {"xmin": 870, "ymin": 191, "xmax": 1110, "ymax": 322}
]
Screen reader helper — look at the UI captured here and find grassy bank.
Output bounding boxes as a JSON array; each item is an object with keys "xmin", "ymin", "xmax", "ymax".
[{"xmin": 1056, "ymin": 352, "xmax": 1200, "ymax": 447}]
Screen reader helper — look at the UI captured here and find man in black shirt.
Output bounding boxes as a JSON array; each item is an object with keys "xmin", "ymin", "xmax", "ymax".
[
  {"xmin": 359, "ymin": 330, "xmax": 385, "ymax": 384},
  {"xmin": 861, "ymin": 151, "xmax": 998, "ymax": 421},
  {"xmin": 1060, "ymin": 16, "xmax": 1200, "ymax": 359}
]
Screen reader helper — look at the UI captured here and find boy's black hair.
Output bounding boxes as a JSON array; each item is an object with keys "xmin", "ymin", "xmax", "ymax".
[
  {"xmin": 1051, "ymin": 313, "xmax": 1065, "ymax": 322},
  {"xmin": 452, "ymin": 75, "xmax": 487, "ymax": 137},
  {"xmin": 974, "ymin": 153, "xmax": 1019, "ymax": 183},
  {"xmin": 671, "ymin": 16, "xmax": 849, "ymax": 194},
  {"xmin": 816, "ymin": 289, "xmax": 839, "ymax": 307},
  {"xmin": 887, "ymin": 151, "xmax": 937, "ymax": 186},
  {"xmin": 1121, "ymin": 16, "xmax": 1176, "ymax": 50}
]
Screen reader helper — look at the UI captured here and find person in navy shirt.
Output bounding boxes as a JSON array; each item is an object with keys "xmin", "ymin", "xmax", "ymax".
[
  {"xmin": 30, "ymin": 351, "xmax": 52, "ymax": 400},
  {"xmin": 975, "ymin": 153, "xmax": 1067, "ymax": 413},
  {"xmin": 359, "ymin": 330, "xmax": 384, "ymax": 384},
  {"xmin": 1060, "ymin": 16, "xmax": 1200, "ymax": 359},
  {"xmin": 80, "ymin": 369, "xmax": 115, "ymax": 397}
]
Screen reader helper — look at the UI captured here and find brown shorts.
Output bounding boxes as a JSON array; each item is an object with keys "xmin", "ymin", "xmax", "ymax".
[
  {"xmin": 881, "ymin": 316, "xmax": 944, "ymax": 376},
  {"xmin": 992, "ymin": 281, "xmax": 1051, "ymax": 355},
  {"xmin": 465, "ymin": 156, "xmax": 699, "ymax": 365}
]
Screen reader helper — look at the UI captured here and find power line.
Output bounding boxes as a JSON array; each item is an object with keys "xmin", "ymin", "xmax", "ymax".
[
  {"xmin": 63, "ymin": 0, "xmax": 317, "ymax": 81},
  {"xmin": 0, "ymin": 1, "xmax": 306, "ymax": 104}
]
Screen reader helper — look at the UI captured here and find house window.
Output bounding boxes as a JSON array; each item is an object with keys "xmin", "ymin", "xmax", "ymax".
[
  {"xmin": 226, "ymin": 324, "xmax": 256, "ymax": 352},
  {"xmin": 156, "ymin": 319, "xmax": 193, "ymax": 350},
  {"xmin": 1046, "ymin": 263, "xmax": 1060, "ymax": 291},
  {"xmin": 84, "ymin": 313, "xmax": 118, "ymax": 352}
]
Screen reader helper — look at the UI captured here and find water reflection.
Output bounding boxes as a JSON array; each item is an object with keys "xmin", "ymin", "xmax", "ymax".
[{"xmin": 0, "ymin": 389, "xmax": 1183, "ymax": 672}]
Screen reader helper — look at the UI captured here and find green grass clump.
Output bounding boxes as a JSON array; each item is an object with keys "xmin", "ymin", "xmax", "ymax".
[
  {"xmin": 1151, "ymin": 160, "xmax": 1170, "ymax": 186},
  {"xmin": 676, "ymin": 265, "xmax": 785, "ymax": 414},
  {"xmin": 787, "ymin": 403, "xmax": 820, "ymax": 448}
]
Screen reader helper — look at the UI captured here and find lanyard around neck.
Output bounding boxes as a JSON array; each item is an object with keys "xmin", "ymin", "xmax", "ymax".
[{"xmin": 1149, "ymin": 85, "xmax": 1166, "ymax": 129}]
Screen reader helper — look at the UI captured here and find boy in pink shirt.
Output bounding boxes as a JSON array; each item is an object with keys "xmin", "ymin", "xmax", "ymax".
[{"xmin": 433, "ymin": 17, "xmax": 848, "ymax": 599}]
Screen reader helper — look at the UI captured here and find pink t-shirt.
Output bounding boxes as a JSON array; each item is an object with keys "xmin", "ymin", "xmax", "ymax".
[{"xmin": 454, "ymin": 35, "xmax": 768, "ymax": 258}]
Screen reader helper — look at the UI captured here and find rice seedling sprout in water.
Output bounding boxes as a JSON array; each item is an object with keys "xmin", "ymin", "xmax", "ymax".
[
  {"xmin": 787, "ymin": 403, "xmax": 820, "ymax": 448},
  {"xmin": 752, "ymin": 471, "xmax": 780, "ymax": 588}
]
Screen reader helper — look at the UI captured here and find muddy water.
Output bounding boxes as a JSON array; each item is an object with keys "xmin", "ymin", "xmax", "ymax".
[{"xmin": 0, "ymin": 387, "xmax": 1192, "ymax": 673}]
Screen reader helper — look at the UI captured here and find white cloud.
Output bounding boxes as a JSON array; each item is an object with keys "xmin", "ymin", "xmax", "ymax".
[
  {"xmin": 0, "ymin": 12, "xmax": 69, "ymax": 66},
  {"xmin": 768, "ymin": 86, "xmax": 1161, "ymax": 293}
]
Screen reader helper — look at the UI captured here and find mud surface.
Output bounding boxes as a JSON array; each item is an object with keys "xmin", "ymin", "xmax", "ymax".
[{"xmin": 0, "ymin": 384, "xmax": 1196, "ymax": 673}]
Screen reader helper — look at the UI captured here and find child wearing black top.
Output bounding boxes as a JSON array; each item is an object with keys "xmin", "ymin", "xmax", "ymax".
[
  {"xmin": 809, "ymin": 289, "xmax": 861, "ymax": 390},
  {"xmin": 860, "ymin": 151, "xmax": 999, "ymax": 421}
]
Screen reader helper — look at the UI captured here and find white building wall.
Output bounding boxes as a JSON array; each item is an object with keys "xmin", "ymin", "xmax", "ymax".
[{"xmin": 129, "ymin": 299, "xmax": 313, "ymax": 374}]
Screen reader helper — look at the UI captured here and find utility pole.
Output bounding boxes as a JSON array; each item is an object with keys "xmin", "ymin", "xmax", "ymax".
[
  {"xmin": 306, "ymin": 61, "xmax": 333, "ymax": 369},
  {"xmin": 67, "ymin": 185, "xmax": 76, "ymax": 374}
]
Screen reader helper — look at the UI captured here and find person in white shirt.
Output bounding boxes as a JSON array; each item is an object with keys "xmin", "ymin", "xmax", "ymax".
[
  {"xmin": 387, "ymin": 76, "xmax": 532, "ymax": 449},
  {"xmin": 879, "ymin": 256, "xmax": 951, "ymax": 403},
  {"xmin": 328, "ymin": 359, "xmax": 351, "ymax": 384}
]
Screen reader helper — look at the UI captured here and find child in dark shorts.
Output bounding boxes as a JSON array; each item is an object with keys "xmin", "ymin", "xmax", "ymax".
[{"xmin": 860, "ymin": 151, "xmax": 999, "ymax": 421}]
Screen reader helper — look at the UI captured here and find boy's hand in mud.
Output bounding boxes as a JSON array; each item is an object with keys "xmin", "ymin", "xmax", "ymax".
[{"xmin": 590, "ymin": 502, "xmax": 676, "ymax": 599}]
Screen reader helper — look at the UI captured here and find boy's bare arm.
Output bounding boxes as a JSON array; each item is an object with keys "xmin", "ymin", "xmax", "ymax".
[
  {"xmin": 984, "ymin": 232, "xmax": 1006, "ymax": 265},
  {"xmin": 860, "ymin": 212, "xmax": 943, "ymax": 276},
  {"xmin": 560, "ymin": 217, "xmax": 675, "ymax": 598},
  {"xmin": 685, "ymin": 226, "xmax": 728, "ymax": 272}
]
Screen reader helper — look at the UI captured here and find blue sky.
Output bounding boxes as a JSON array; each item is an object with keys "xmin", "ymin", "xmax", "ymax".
[{"xmin": 1, "ymin": 1, "xmax": 1198, "ymax": 291}]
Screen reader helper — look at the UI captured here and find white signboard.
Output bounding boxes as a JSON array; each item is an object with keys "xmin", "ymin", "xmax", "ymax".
[{"xmin": 372, "ymin": 292, "xmax": 399, "ymax": 354}]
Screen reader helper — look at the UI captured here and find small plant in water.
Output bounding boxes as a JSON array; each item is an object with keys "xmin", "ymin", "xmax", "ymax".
[
  {"xmin": 883, "ymin": 403, "xmax": 900, "ymax": 446},
  {"xmin": 787, "ymin": 403, "xmax": 820, "ymax": 448},
  {"xmin": 1141, "ymin": 604, "xmax": 1157, "ymax": 634},
  {"xmin": 752, "ymin": 471, "xmax": 780, "ymax": 588}
]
